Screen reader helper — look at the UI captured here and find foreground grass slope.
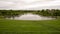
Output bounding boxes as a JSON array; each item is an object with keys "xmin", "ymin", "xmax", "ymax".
[{"xmin": 0, "ymin": 19, "xmax": 60, "ymax": 34}]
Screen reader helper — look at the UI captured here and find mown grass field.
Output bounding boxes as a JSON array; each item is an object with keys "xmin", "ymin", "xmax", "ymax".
[{"xmin": 0, "ymin": 19, "xmax": 60, "ymax": 34}]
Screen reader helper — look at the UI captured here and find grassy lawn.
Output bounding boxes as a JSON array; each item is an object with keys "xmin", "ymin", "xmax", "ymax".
[{"xmin": 0, "ymin": 19, "xmax": 60, "ymax": 34}]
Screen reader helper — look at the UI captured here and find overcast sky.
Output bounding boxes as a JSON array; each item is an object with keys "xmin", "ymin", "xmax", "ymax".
[{"xmin": 0, "ymin": 0, "xmax": 60, "ymax": 10}]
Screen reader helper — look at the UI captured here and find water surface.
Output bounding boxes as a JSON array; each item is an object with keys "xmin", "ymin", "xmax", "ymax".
[{"xmin": 6, "ymin": 13, "xmax": 55, "ymax": 20}]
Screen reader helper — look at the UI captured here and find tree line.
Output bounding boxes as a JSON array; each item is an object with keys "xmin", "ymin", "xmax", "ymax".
[{"xmin": 0, "ymin": 9, "xmax": 60, "ymax": 19}]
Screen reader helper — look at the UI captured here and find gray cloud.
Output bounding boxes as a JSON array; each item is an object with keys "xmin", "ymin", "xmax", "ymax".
[{"xmin": 0, "ymin": 0, "xmax": 60, "ymax": 10}]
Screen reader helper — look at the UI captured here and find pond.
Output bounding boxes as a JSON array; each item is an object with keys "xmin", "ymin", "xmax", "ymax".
[{"xmin": 6, "ymin": 13, "xmax": 55, "ymax": 20}]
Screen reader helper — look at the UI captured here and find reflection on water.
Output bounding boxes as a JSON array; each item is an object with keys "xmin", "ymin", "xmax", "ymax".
[{"xmin": 6, "ymin": 13, "xmax": 55, "ymax": 20}]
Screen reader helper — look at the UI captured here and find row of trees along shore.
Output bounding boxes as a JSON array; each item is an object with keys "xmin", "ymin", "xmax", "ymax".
[{"xmin": 0, "ymin": 9, "xmax": 60, "ymax": 19}]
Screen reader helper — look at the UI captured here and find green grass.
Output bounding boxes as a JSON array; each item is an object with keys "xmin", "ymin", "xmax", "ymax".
[{"xmin": 0, "ymin": 19, "xmax": 60, "ymax": 34}]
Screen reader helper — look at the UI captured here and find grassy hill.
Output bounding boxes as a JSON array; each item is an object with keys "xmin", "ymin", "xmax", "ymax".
[{"xmin": 0, "ymin": 19, "xmax": 60, "ymax": 34}]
